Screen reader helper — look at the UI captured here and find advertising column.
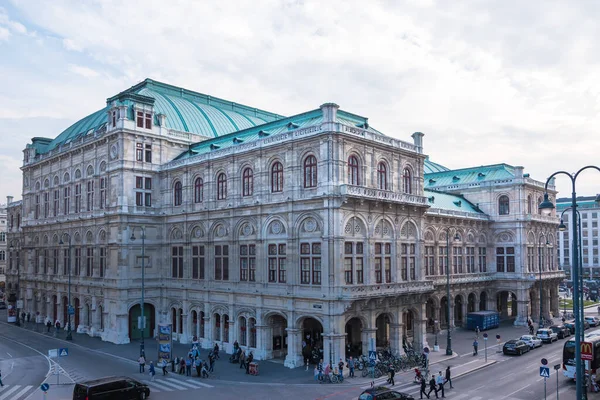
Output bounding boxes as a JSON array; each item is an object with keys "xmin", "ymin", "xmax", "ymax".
[{"xmin": 158, "ymin": 324, "xmax": 173, "ymax": 367}]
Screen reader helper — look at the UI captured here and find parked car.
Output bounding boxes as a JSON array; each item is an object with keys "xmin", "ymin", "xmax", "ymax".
[
  {"xmin": 0, "ymin": 301, "xmax": 6, "ymax": 310},
  {"xmin": 585, "ymin": 316, "xmax": 600, "ymax": 327},
  {"xmin": 520, "ymin": 334, "xmax": 543, "ymax": 349},
  {"xmin": 549, "ymin": 325, "xmax": 571, "ymax": 339},
  {"xmin": 563, "ymin": 320, "xmax": 576, "ymax": 334},
  {"xmin": 503, "ymin": 339, "xmax": 530, "ymax": 356},
  {"xmin": 359, "ymin": 386, "xmax": 415, "ymax": 400},
  {"xmin": 73, "ymin": 376, "xmax": 150, "ymax": 400},
  {"xmin": 536, "ymin": 328, "xmax": 558, "ymax": 343}
]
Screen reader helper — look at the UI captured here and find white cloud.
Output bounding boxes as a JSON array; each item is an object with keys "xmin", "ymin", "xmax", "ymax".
[
  {"xmin": 68, "ymin": 64, "xmax": 99, "ymax": 78},
  {"xmin": 62, "ymin": 38, "xmax": 82, "ymax": 51},
  {"xmin": 0, "ymin": 26, "xmax": 9, "ymax": 41}
]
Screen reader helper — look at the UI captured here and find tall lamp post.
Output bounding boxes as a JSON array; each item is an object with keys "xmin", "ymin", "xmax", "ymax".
[
  {"xmin": 538, "ymin": 236, "xmax": 550, "ymax": 328},
  {"xmin": 9, "ymin": 242, "xmax": 20, "ymax": 327},
  {"xmin": 558, "ymin": 208, "xmax": 582, "ymax": 323},
  {"xmin": 445, "ymin": 227, "xmax": 460, "ymax": 356},
  {"xmin": 59, "ymin": 234, "xmax": 73, "ymax": 341},
  {"xmin": 539, "ymin": 165, "xmax": 600, "ymax": 400},
  {"xmin": 131, "ymin": 227, "xmax": 146, "ymax": 357}
]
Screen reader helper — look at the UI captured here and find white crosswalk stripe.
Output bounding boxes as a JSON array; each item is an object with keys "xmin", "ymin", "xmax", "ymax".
[
  {"xmin": 165, "ymin": 377, "xmax": 214, "ymax": 388},
  {"xmin": 142, "ymin": 377, "xmax": 214, "ymax": 393},
  {"xmin": 0, "ymin": 385, "xmax": 34, "ymax": 400}
]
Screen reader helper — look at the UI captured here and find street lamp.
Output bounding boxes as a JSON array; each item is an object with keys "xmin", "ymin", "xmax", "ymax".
[
  {"xmin": 9, "ymin": 242, "xmax": 20, "ymax": 327},
  {"xmin": 539, "ymin": 165, "xmax": 600, "ymax": 400},
  {"xmin": 559, "ymin": 208, "xmax": 582, "ymax": 323},
  {"xmin": 445, "ymin": 227, "xmax": 460, "ymax": 356},
  {"xmin": 538, "ymin": 236, "xmax": 550, "ymax": 328},
  {"xmin": 59, "ymin": 234, "xmax": 73, "ymax": 341},
  {"xmin": 130, "ymin": 227, "xmax": 146, "ymax": 357}
]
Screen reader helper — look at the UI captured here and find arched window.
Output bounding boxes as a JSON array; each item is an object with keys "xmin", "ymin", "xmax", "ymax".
[
  {"xmin": 194, "ymin": 178, "xmax": 203, "ymax": 203},
  {"xmin": 527, "ymin": 195, "xmax": 532, "ymax": 214},
  {"xmin": 537, "ymin": 196, "xmax": 543, "ymax": 215},
  {"xmin": 173, "ymin": 181, "xmax": 182, "ymax": 206},
  {"xmin": 271, "ymin": 162, "xmax": 284, "ymax": 193},
  {"xmin": 348, "ymin": 155, "xmax": 360, "ymax": 185},
  {"xmin": 377, "ymin": 162, "xmax": 387, "ymax": 190},
  {"xmin": 242, "ymin": 168, "xmax": 253, "ymax": 196},
  {"xmin": 304, "ymin": 155, "xmax": 317, "ymax": 188},
  {"xmin": 499, "ymin": 195, "xmax": 510, "ymax": 215},
  {"xmin": 217, "ymin": 173, "xmax": 227, "ymax": 200},
  {"xmin": 403, "ymin": 167, "xmax": 412, "ymax": 194}
]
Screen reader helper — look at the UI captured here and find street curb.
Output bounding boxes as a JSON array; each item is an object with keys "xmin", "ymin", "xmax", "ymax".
[{"xmin": 454, "ymin": 360, "xmax": 497, "ymax": 379}]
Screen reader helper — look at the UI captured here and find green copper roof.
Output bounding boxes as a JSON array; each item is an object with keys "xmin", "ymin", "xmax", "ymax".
[
  {"xmin": 42, "ymin": 79, "xmax": 285, "ymax": 154},
  {"xmin": 424, "ymin": 189, "xmax": 484, "ymax": 214},
  {"xmin": 424, "ymin": 164, "xmax": 516, "ymax": 188},
  {"xmin": 424, "ymin": 157, "xmax": 450, "ymax": 174}
]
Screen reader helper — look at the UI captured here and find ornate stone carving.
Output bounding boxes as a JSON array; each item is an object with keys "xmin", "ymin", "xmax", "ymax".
[
  {"xmin": 193, "ymin": 227, "xmax": 204, "ymax": 238},
  {"xmin": 304, "ymin": 218, "xmax": 317, "ymax": 233}
]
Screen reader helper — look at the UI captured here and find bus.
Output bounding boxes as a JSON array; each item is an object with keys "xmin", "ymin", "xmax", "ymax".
[{"xmin": 563, "ymin": 329, "xmax": 600, "ymax": 379}]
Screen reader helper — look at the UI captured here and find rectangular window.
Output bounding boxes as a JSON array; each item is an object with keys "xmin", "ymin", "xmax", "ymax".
[
  {"xmin": 43, "ymin": 249, "xmax": 48, "ymax": 274},
  {"xmin": 87, "ymin": 181, "xmax": 94, "ymax": 211},
  {"xmin": 496, "ymin": 247, "xmax": 505, "ymax": 272},
  {"xmin": 425, "ymin": 246, "xmax": 435, "ymax": 276},
  {"xmin": 439, "ymin": 246, "xmax": 447, "ymax": 275},
  {"xmin": 171, "ymin": 246, "xmax": 183, "ymax": 278},
  {"xmin": 527, "ymin": 246, "xmax": 534, "ymax": 272},
  {"xmin": 375, "ymin": 242, "xmax": 392, "ymax": 283},
  {"xmin": 136, "ymin": 177, "xmax": 143, "ymax": 189},
  {"xmin": 215, "ymin": 245, "xmax": 229, "ymax": 281},
  {"xmin": 74, "ymin": 184, "xmax": 81, "ymax": 213},
  {"xmin": 86, "ymin": 247, "xmax": 93, "ymax": 276},
  {"xmin": 268, "ymin": 243, "xmax": 286, "ymax": 283},
  {"xmin": 299, "ymin": 242, "xmax": 321, "ymax": 285},
  {"xmin": 135, "ymin": 177, "xmax": 152, "ymax": 207},
  {"xmin": 136, "ymin": 143, "xmax": 143, "ymax": 161},
  {"xmin": 99, "ymin": 178, "xmax": 106, "ymax": 209},
  {"xmin": 35, "ymin": 195, "xmax": 40, "ymax": 219},
  {"xmin": 344, "ymin": 242, "xmax": 363, "ymax": 284},
  {"xmin": 74, "ymin": 248, "xmax": 81, "ymax": 276},
  {"xmin": 63, "ymin": 249, "xmax": 68, "ymax": 275},
  {"xmin": 239, "ymin": 244, "xmax": 254, "ymax": 282},
  {"xmin": 466, "ymin": 247, "xmax": 475, "ymax": 273},
  {"xmin": 506, "ymin": 247, "xmax": 515, "ymax": 272},
  {"xmin": 44, "ymin": 192, "xmax": 49, "ymax": 218},
  {"xmin": 344, "ymin": 258, "xmax": 353, "ymax": 284},
  {"xmin": 53, "ymin": 249, "xmax": 59, "ymax": 274},
  {"xmin": 375, "ymin": 243, "xmax": 382, "ymax": 283},
  {"xmin": 53, "ymin": 190, "xmax": 60, "ymax": 216},
  {"xmin": 192, "ymin": 245, "xmax": 205, "ymax": 279},
  {"xmin": 63, "ymin": 187, "xmax": 70, "ymax": 215},
  {"xmin": 99, "ymin": 247, "xmax": 106, "ymax": 277},
  {"xmin": 453, "ymin": 247, "xmax": 463, "ymax": 274},
  {"xmin": 145, "ymin": 144, "xmax": 152, "ymax": 162},
  {"xmin": 478, "ymin": 247, "xmax": 487, "ymax": 272},
  {"xmin": 136, "ymin": 193, "xmax": 144, "ymax": 206},
  {"xmin": 249, "ymin": 245, "xmax": 256, "ymax": 282},
  {"xmin": 34, "ymin": 249, "xmax": 39, "ymax": 274}
]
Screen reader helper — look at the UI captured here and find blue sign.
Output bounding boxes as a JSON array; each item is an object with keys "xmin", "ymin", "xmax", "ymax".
[
  {"xmin": 483, "ymin": 333, "xmax": 488, "ymax": 340},
  {"xmin": 59, "ymin": 348, "xmax": 68, "ymax": 357},
  {"xmin": 540, "ymin": 366, "xmax": 550, "ymax": 378},
  {"xmin": 68, "ymin": 306, "xmax": 75, "ymax": 315},
  {"xmin": 40, "ymin": 383, "xmax": 50, "ymax": 391},
  {"xmin": 368, "ymin": 350, "xmax": 376, "ymax": 364}
]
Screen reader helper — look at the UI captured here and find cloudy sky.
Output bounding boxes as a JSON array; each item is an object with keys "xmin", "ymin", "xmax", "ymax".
[{"xmin": 1, "ymin": 0, "xmax": 600, "ymax": 203}]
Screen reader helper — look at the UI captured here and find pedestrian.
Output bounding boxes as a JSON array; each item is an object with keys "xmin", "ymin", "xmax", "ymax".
[
  {"xmin": 427, "ymin": 376, "xmax": 438, "ymax": 399},
  {"xmin": 436, "ymin": 371, "xmax": 445, "ymax": 398},
  {"xmin": 473, "ymin": 339, "xmax": 478, "ymax": 356},
  {"xmin": 138, "ymin": 354, "xmax": 146, "ymax": 373},
  {"xmin": 0, "ymin": 369, "xmax": 4, "ymax": 387},
  {"xmin": 314, "ymin": 366, "xmax": 320, "ymax": 381},
  {"xmin": 387, "ymin": 364, "xmax": 395, "ymax": 386},
  {"xmin": 209, "ymin": 353, "xmax": 215, "ymax": 373},
  {"xmin": 46, "ymin": 320, "xmax": 52, "ymax": 333},
  {"xmin": 162, "ymin": 360, "xmax": 169, "ymax": 375},
  {"xmin": 174, "ymin": 356, "xmax": 180, "ymax": 374},
  {"xmin": 26, "ymin": 312, "xmax": 31, "ymax": 322},
  {"xmin": 55, "ymin": 320, "xmax": 61, "ymax": 336},
  {"xmin": 185, "ymin": 357, "xmax": 192, "ymax": 376},
  {"xmin": 475, "ymin": 326, "xmax": 480, "ymax": 338},
  {"xmin": 347, "ymin": 356, "xmax": 355, "ymax": 378},
  {"xmin": 171, "ymin": 357, "xmax": 175, "ymax": 373},
  {"xmin": 420, "ymin": 376, "xmax": 430, "ymax": 399},
  {"xmin": 317, "ymin": 359, "xmax": 324, "ymax": 382},
  {"xmin": 239, "ymin": 349, "xmax": 247, "ymax": 369},
  {"xmin": 179, "ymin": 357, "xmax": 186, "ymax": 375},
  {"xmin": 149, "ymin": 361, "xmax": 155, "ymax": 381},
  {"xmin": 246, "ymin": 351, "xmax": 254, "ymax": 374},
  {"xmin": 338, "ymin": 358, "xmax": 344, "ymax": 379},
  {"xmin": 445, "ymin": 366, "xmax": 453, "ymax": 389},
  {"xmin": 213, "ymin": 342, "xmax": 220, "ymax": 359},
  {"xmin": 195, "ymin": 358, "xmax": 201, "ymax": 377}
]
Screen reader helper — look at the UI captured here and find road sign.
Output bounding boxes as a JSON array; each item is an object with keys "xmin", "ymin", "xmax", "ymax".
[
  {"xmin": 368, "ymin": 350, "xmax": 376, "ymax": 362},
  {"xmin": 16, "ymin": 300, "xmax": 23, "ymax": 309},
  {"xmin": 553, "ymin": 364, "xmax": 560, "ymax": 370},
  {"xmin": 540, "ymin": 366, "xmax": 550, "ymax": 378},
  {"xmin": 483, "ymin": 333, "xmax": 488, "ymax": 340},
  {"xmin": 40, "ymin": 383, "xmax": 49, "ymax": 392},
  {"xmin": 541, "ymin": 358, "xmax": 548, "ymax": 365},
  {"xmin": 48, "ymin": 349, "xmax": 57, "ymax": 358},
  {"xmin": 582, "ymin": 341, "xmax": 593, "ymax": 361},
  {"xmin": 59, "ymin": 347, "xmax": 68, "ymax": 357},
  {"xmin": 67, "ymin": 305, "xmax": 75, "ymax": 315}
]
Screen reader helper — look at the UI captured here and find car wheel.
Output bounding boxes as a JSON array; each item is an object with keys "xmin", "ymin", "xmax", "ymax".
[
  {"xmin": 517, "ymin": 349, "xmax": 522, "ymax": 356},
  {"xmin": 140, "ymin": 392, "xmax": 146, "ymax": 400}
]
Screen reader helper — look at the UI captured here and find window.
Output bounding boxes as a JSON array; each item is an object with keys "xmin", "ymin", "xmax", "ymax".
[
  {"xmin": 0, "ymin": 250, "xmax": 4, "ymax": 261},
  {"xmin": 34, "ymin": 249, "xmax": 39, "ymax": 273},
  {"xmin": 145, "ymin": 144, "xmax": 152, "ymax": 162},
  {"xmin": 135, "ymin": 176, "xmax": 152, "ymax": 207},
  {"xmin": 537, "ymin": 196, "xmax": 543, "ymax": 215},
  {"xmin": 99, "ymin": 178, "xmax": 106, "ymax": 209},
  {"xmin": 377, "ymin": 162, "xmax": 387, "ymax": 190},
  {"xmin": 194, "ymin": 178, "xmax": 204, "ymax": 203},
  {"xmin": 192, "ymin": 245, "xmax": 205, "ymax": 279},
  {"xmin": 375, "ymin": 243, "xmax": 392, "ymax": 283},
  {"xmin": 53, "ymin": 249, "xmax": 58, "ymax": 274},
  {"xmin": 496, "ymin": 247, "xmax": 504, "ymax": 272},
  {"xmin": 466, "ymin": 247, "xmax": 475, "ymax": 273},
  {"xmin": 63, "ymin": 187, "xmax": 70, "ymax": 215},
  {"xmin": 43, "ymin": 249, "xmax": 48, "ymax": 274},
  {"xmin": 74, "ymin": 248, "xmax": 81, "ymax": 276},
  {"xmin": 215, "ymin": 245, "xmax": 229, "ymax": 280},
  {"xmin": 86, "ymin": 248, "xmax": 93, "ymax": 276},
  {"xmin": 112, "ymin": 110, "xmax": 117, "ymax": 127},
  {"xmin": 453, "ymin": 247, "xmax": 463, "ymax": 273},
  {"xmin": 44, "ymin": 192, "xmax": 49, "ymax": 218},
  {"xmin": 242, "ymin": 168, "xmax": 253, "ymax": 197},
  {"xmin": 507, "ymin": 247, "xmax": 515, "ymax": 272},
  {"xmin": 268, "ymin": 244, "xmax": 286, "ymax": 283},
  {"xmin": 496, "ymin": 247, "xmax": 514, "ymax": 272},
  {"xmin": 53, "ymin": 190, "xmax": 59, "ymax": 216},
  {"xmin": 136, "ymin": 143, "xmax": 143, "ymax": 161},
  {"xmin": 99, "ymin": 247, "xmax": 106, "ymax": 277},
  {"xmin": 400, "ymin": 243, "xmax": 414, "ymax": 281},
  {"xmin": 499, "ymin": 195, "xmax": 510, "ymax": 215},
  {"xmin": 344, "ymin": 242, "xmax": 364, "ymax": 284},
  {"xmin": 271, "ymin": 162, "xmax": 284, "ymax": 192},
  {"xmin": 527, "ymin": 247, "xmax": 535, "ymax": 272},
  {"xmin": 87, "ymin": 181, "xmax": 94, "ymax": 211},
  {"xmin": 425, "ymin": 246, "xmax": 435, "ymax": 276},
  {"xmin": 74, "ymin": 184, "xmax": 81, "ymax": 213},
  {"xmin": 304, "ymin": 155, "xmax": 317, "ymax": 188},
  {"xmin": 348, "ymin": 156, "xmax": 360, "ymax": 185},
  {"xmin": 240, "ymin": 244, "xmax": 256, "ymax": 282},
  {"xmin": 63, "ymin": 249, "xmax": 69, "ymax": 275},
  {"xmin": 174, "ymin": 181, "xmax": 183, "ymax": 206},
  {"xmin": 403, "ymin": 167, "xmax": 412, "ymax": 194},
  {"xmin": 136, "ymin": 111, "xmax": 152, "ymax": 129},
  {"xmin": 300, "ymin": 242, "xmax": 321, "ymax": 285},
  {"xmin": 527, "ymin": 195, "xmax": 533, "ymax": 214},
  {"xmin": 171, "ymin": 246, "xmax": 183, "ymax": 278},
  {"xmin": 439, "ymin": 246, "xmax": 448, "ymax": 275},
  {"xmin": 217, "ymin": 173, "xmax": 227, "ymax": 200},
  {"xmin": 35, "ymin": 195, "xmax": 40, "ymax": 219}
]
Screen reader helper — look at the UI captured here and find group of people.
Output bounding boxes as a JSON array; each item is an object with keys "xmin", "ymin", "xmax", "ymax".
[
  {"xmin": 314, "ymin": 358, "xmax": 356, "ymax": 382},
  {"xmin": 418, "ymin": 367, "xmax": 452, "ymax": 399},
  {"xmin": 229, "ymin": 341, "xmax": 255, "ymax": 374}
]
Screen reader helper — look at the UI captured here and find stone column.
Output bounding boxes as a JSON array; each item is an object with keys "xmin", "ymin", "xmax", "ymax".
[
  {"xmin": 255, "ymin": 325, "xmax": 268, "ymax": 360},
  {"xmin": 361, "ymin": 328, "xmax": 377, "ymax": 355},
  {"xmin": 415, "ymin": 302, "xmax": 428, "ymax": 351},
  {"xmin": 284, "ymin": 328, "xmax": 303, "ymax": 368},
  {"xmin": 389, "ymin": 323, "xmax": 402, "ymax": 354},
  {"xmin": 179, "ymin": 311, "xmax": 189, "ymax": 344},
  {"xmin": 460, "ymin": 300, "xmax": 468, "ymax": 327},
  {"xmin": 227, "ymin": 320, "xmax": 235, "ymax": 354},
  {"xmin": 514, "ymin": 288, "xmax": 529, "ymax": 326}
]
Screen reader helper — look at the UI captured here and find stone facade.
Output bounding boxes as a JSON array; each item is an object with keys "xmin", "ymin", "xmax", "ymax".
[{"xmin": 5, "ymin": 79, "xmax": 564, "ymax": 368}]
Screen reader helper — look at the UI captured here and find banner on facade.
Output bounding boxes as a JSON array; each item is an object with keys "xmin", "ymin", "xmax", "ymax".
[{"xmin": 158, "ymin": 323, "xmax": 172, "ymax": 366}]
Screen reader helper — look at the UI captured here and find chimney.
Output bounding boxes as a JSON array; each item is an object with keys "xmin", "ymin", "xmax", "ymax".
[
  {"xmin": 7, "ymin": 196, "xmax": 13, "ymax": 205},
  {"xmin": 411, "ymin": 132, "xmax": 424, "ymax": 153},
  {"xmin": 514, "ymin": 166, "xmax": 524, "ymax": 178},
  {"xmin": 320, "ymin": 103, "xmax": 339, "ymax": 123}
]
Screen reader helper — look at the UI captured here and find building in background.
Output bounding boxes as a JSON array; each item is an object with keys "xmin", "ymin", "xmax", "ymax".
[
  {"xmin": 5, "ymin": 79, "xmax": 564, "ymax": 367},
  {"xmin": 557, "ymin": 195, "xmax": 600, "ymax": 280}
]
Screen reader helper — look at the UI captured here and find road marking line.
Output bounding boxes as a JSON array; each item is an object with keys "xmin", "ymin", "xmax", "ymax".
[
  {"xmin": 0, "ymin": 385, "xmax": 21, "ymax": 400},
  {"xmin": 6, "ymin": 353, "xmax": 11, "ymax": 358},
  {"xmin": 152, "ymin": 379, "xmax": 185, "ymax": 390},
  {"xmin": 141, "ymin": 380, "xmax": 166, "ymax": 392},
  {"xmin": 166, "ymin": 378, "xmax": 212, "ymax": 389},
  {"xmin": 183, "ymin": 379, "xmax": 214, "ymax": 388},
  {"xmin": 12, "ymin": 385, "xmax": 32, "ymax": 399}
]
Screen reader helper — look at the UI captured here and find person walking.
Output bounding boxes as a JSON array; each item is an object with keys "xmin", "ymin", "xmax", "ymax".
[
  {"xmin": 185, "ymin": 357, "xmax": 192, "ymax": 376},
  {"xmin": 162, "ymin": 360, "xmax": 169, "ymax": 376},
  {"xmin": 239, "ymin": 350, "xmax": 247, "ymax": 369},
  {"xmin": 338, "ymin": 358, "xmax": 344, "ymax": 380},
  {"xmin": 195, "ymin": 358, "xmax": 202, "ymax": 377},
  {"xmin": 475, "ymin": 326, "xmax": 480, "ymax": 338},
  {"xmin": 138, "ymin": 354, "xmax": 146, "ymax": 373},
  {"xmin": 46, "ymin": 320, "xmax": 52, "ymax": 333},
  {"xmin": 387, "ymin": 364, "xmax": 395, "ymax": 386},
  {"xmin": 149, "ymin": 361, "xmax": 155, "ymax": 381},
  {"xmin": 246, "ymin": 351, "xmax": 254, "ymax": 374},
  {"xmin": 473, "ymin": 339, "xmax": 478, "ymax": 356},
  {"xmin": 317, "ymin": 359, "xmax": 324, "ymax": 382},
  {"xmin": 213, "ymin": 342, "xmax": 220, "ymax": 359},
  {"xmin": 445, "ymin": 366, "xmax": 453, "ymax": 389},
  {"xmin": 209, "ymin": 353, "xmax": 216, "ymax": 373},
  {"xmin": 420, "ymin": 376, "xmax": 430, "ymax": 399},
  {"xmin": 179, "ymin": 357, "xmax": 186, "ymax": 375},
  {"xmin": 427, "ymin": 376, "xmax": 438, "ymax": 399},
  {"xmin": 347, "ymin": 356, "xmax": 355, "ymax": 378},
  {"xmin": 436, "ymin": 371, "xmax": 445, "ymax": 398},
  {"xmin": 26, "ymin": 312, "xmax": 31, "ymax": 323}
]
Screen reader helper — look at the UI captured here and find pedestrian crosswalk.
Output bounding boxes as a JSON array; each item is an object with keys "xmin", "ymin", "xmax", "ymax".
[
  {"xmin": 0, "ymin": 385, "xmax": 35, "ymax": 400},
  {"xmin": 141, "ymin": 377, "xmax": 214, "ymax": 393}
]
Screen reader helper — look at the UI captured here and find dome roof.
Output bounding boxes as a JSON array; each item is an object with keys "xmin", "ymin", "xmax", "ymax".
[
  {"xmin": 44, "ymin": 79, "xmax": 285, "ymax": 154},
  {"xmin": 424, "ymin": 157, "xmax": 449, "ymax": 174}
]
